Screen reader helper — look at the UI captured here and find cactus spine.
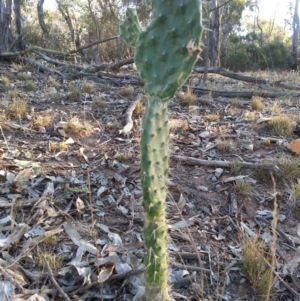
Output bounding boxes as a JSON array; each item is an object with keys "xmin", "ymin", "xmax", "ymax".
[{"xmin": 120, "ymin": 1, "xmax": 203, "ymax": 300}]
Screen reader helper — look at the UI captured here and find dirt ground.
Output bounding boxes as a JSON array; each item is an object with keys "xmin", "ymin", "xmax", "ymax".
[{"xmin": 1, "ymin": 63, "xmax": 300, "ymax": 301}]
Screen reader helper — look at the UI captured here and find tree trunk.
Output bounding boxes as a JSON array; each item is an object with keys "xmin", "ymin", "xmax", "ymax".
[
  {"xmin": 208, "ymin": 0, "xmax": 221, "ymax": 67},
  {"xmin": 292, "ymin": 0, "xmax": 299, "ymax": 69},
  {"xmin": 37, "ymin": 0, "xmax": 50, "ymax": 48},
  {"xmin": 87, "ymin": 0, "xmax": 101, "ymax": 63},
  {"xmin": 56, "ymin": 0, "xmax": 75, "ymax": 45},
  {"xmin": 13, "ymin": 0, "xmax": 25, "ymax": 50},
  {"xmin": 0, "ymin": 0, "xmax": 12, "ymax": 52}
]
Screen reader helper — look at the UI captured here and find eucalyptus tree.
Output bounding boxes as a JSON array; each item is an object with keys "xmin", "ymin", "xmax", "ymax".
[
  {"xmin": 37, "ymin": 0, "xmax": 51, "ymax": 48},
  {"xmin": 0, "ymin": 0, "xmax": 13, "ymax": 52},
  {"xmin": 292, "ymin": 0, "xmax": 299, "ymax": 69}
]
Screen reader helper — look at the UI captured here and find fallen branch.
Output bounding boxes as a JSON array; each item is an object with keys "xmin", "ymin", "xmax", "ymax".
[
  {"xmin": 45, "ymin": 262, "xmax": 72, "ymax": 301},
  {"xmin": 119, "ymin": 96, "xmax": 142, "ymax": 136},
  {"xmin": 194, "ymin": 66, "xmax": 268, "ymax": 84},
  {"xmin": 24, "ymin": 58, "xmax": 66, "ymax": 77},
  {"xmin": 194, "ymin": 67, "xmax": 300, "ymax": 91},
  {"xmin": 172, "ymin": 155, "xmax": 280, "ymax": 172},
  {"xmin": 190, "ymin": 86, "xmax": 300, "ymax": 99},
  {"xmin": 93, "ymin": 57, "xmax": 134, "ymax": 72},
  {"xmin": 69, "ymin": 35, "xmax": 119, "ymax": 54}
]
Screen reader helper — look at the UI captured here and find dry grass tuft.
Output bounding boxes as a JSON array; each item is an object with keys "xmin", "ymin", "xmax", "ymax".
[
  {"xmin": 251, "ymin": 96, "xmax": 263, "ymax": 111},
  {"xmin": 17, "ymin": 72, "xmax": 32, "ymax": 81},
  {"xmin": 92, "ymin": 96, "xmax": 105, "ymax": 108},
  {"xmin": 169, "ymin": 118, "xmax": 189, "ymax": 133},
  {"xmin": 8, "ymin": 90, "xmax": 18, "ymax": 100},
  {"xmin": 268, "ymin": 115, "xmax": 295, "ymax": 136},
  {"xmin": 51, "ymin": 93, "xmax": 59, "ymax": 101},
  {"xmin": 276, "ymin": 156, "xmax": 300, "ymax": 182},
  {"xmin": 133, "ymin": 99, "xmax": 145, "ymax": 116},
  {"xmin": 50, "ymin": 141, "xmax": 69, "ymax": 152},
  {"xmin": 67, "ymin": 116, "xmax": 82, "ymax": 134},
  {"xmin": 83, "ymin": 121, "xmax": 93, "ymax": 135},
  {"xmin": 234, "ymin": 179, "xmax": 252, "ymax": 195},
  {"xmin": 1, "ymin": 75, "xmax": 10, "ymax": 85},
  {"xmin": 242, "ymin": 236, "xmax": 274, "ymax": 299},
  {"xmin": 205, "ymin": 112, "xmax": 220, "ymax": 121},
  {"xmin": 231, "ymin": 98, "xmax": 243, "ymax": 108},
  {"xmin": 178, "ymin": 86, "xmax": 196, "ymax": 106},
  {"xmin": 229, "ymin": 160, "xmax": 242, "ymax": 175},
  {"xmin": 36, "ymin": 251, "xmax": 63, "ymax": 271},
  {"xmin": 245, "ymin": 111, "xmax": 257, "ymax": 120},
  {"xmin": 82, "ymin": 81, "xmax": 94, "ymax": 94},
  {"xmin": 271, "ymin": 101, "xmax": 281, "ymax": 113},
  {"xmin": 40, "ymin": 234, "xmax": 57, "ymax": 247},
  {"xmin": 24, "ymin": 80, "xmax": 35, "ymax": 91},
  {"xmin": 216, "ymin": 139, "xmax": 235, "ymax": 153},
  {"xmin": 66, "ymin": 117, "xmax": 93, "ymax": 136},
  {"xmin": 119, "ymin": 85, "xmax": 134, "ymax": 97},
  {"xmin": 256, "ymin": 156, "xmax": 300, "ymax": 184},
  {"xmin": 0, "ymin": 112, "xmax": 8, "ymax": 126},
  {"xmin": 34, "ymin": 115, "xmax": 52, "ymax": 127},
  {"xmin": 100, "ymin": 83, "xmax": 110, "ymax": 92},
  {"xmin": 68, "ymin": 85, "xmax": 82, "ymax": 101},
  {"xmin": 49, "ymin": 78, "xmax": 60, "ymax": 88},
  {"xmin": 7, "ymin": 99, "xmax": 27, "ymax": 118}
]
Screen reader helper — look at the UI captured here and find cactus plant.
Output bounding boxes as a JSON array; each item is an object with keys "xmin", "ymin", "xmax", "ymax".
[
  {"xmin": 120, "ymin": 1, "xmax": 203, "ymax": 300},
  {"xmin": 119, "ymin": 8, "xmax": 141, "ymax": 48}
]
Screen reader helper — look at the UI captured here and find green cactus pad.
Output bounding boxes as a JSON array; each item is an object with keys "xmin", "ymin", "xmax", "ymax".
[
  {"xmin": 141, "ymin": 96, "xmax": 169, "ymax": 298},
  {"xmin": 135, "ymin": 0, "xmax": 203, "ymax": 100},
  {"xmin": 120, "ymin": 8, "xmax": 141, "ymax": 47}
]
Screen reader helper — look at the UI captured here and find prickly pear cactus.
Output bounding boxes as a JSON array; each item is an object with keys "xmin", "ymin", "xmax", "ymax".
[
  {"xmin": 120, "ymin": 1, "xmax": 203, "ymax": 300},
  {"xmin": 135, "ymin": 1, "xmax": 202, "ymax": 100},
  {"xmin": 119, "ymin": 8, "xmax": 141, "ymax": 47}
]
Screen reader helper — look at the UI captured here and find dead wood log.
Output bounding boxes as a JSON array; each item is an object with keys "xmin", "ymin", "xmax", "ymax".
[
  {"xmin": 24, "ymin": 58, "xmax": 66, "ymax": 77},
  {"xmin": 93, "ymin": 57, "xmax": 134, "ymax": 72},
  {"xmin": 69, "ymin": 35, "xmax": 119, "ymax": 54},
  {"xmin": 271, "ymin": 80, "xmax": 300, "ymax": 91},
  {"xmin": 172, "ymin": 155, "xmax": 280, "ymax": 172},
  {"xmin": 196, "ymin": 97, "xmax": 217, "ymax": 107},
  {"xmin": 190, "ymin": 86, "xmax": 300, "ymax": 98},
  {"xmin": 194, "ymin": 67, "xmax": 300, "ymax": 91},
  {"xmin": 194, "ymin": 66, "xmax": 269, "ymax": 84},
  {"xmin": 35, "ymin": 51, "xmax": 69, "ymax": 67}
]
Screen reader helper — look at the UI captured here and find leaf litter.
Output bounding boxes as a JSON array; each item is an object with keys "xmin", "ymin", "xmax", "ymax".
[{"xmin": 0, "ymin": 66, "xmax": 300, "ymax": 300}]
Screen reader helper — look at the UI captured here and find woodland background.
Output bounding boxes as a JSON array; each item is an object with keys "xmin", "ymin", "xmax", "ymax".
[{"xmin": 0, "ymin": 0, "xmax": 298, "ymax": 73}]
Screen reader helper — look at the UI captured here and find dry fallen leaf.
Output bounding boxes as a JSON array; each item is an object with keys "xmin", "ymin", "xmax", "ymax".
[
  {"xmin": 14, "ymin": 167, "xmax": 33, "ymax": 182},
  {"xmin": 79, "ymin": 147, "xmax": 89, "ymax": 163},
  {"xmin": 288, "ymin": 139, "xmax": 300, "ymax": 155},
  {"xmin": 97, "ymin": 264, "xmax": 114, "ymax": 283}
]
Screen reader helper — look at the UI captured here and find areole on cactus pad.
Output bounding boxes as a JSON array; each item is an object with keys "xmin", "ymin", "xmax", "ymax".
[{"xmin": 120, "ymin": 1, "xmax": 203, "ymax": 300}]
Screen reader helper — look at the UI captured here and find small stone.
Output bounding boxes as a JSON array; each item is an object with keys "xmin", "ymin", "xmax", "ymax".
[
  {"xmin": 199, "ymin": 131, "xmax": 210, "ymax": 138},
  {"xmin": 277, "ymin": 214, "xmax": 286, "ymax": 222},
  {"xmin": 211, "ymin": 176, "xmax": 217, "ymax": 182},
  {"xmin": 215, "ymin": 168, "xmax": 224, "ymax": 178},
  {"xmin": 197, "ymin": 185, "xmax": 208, "ymax": 192}
]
